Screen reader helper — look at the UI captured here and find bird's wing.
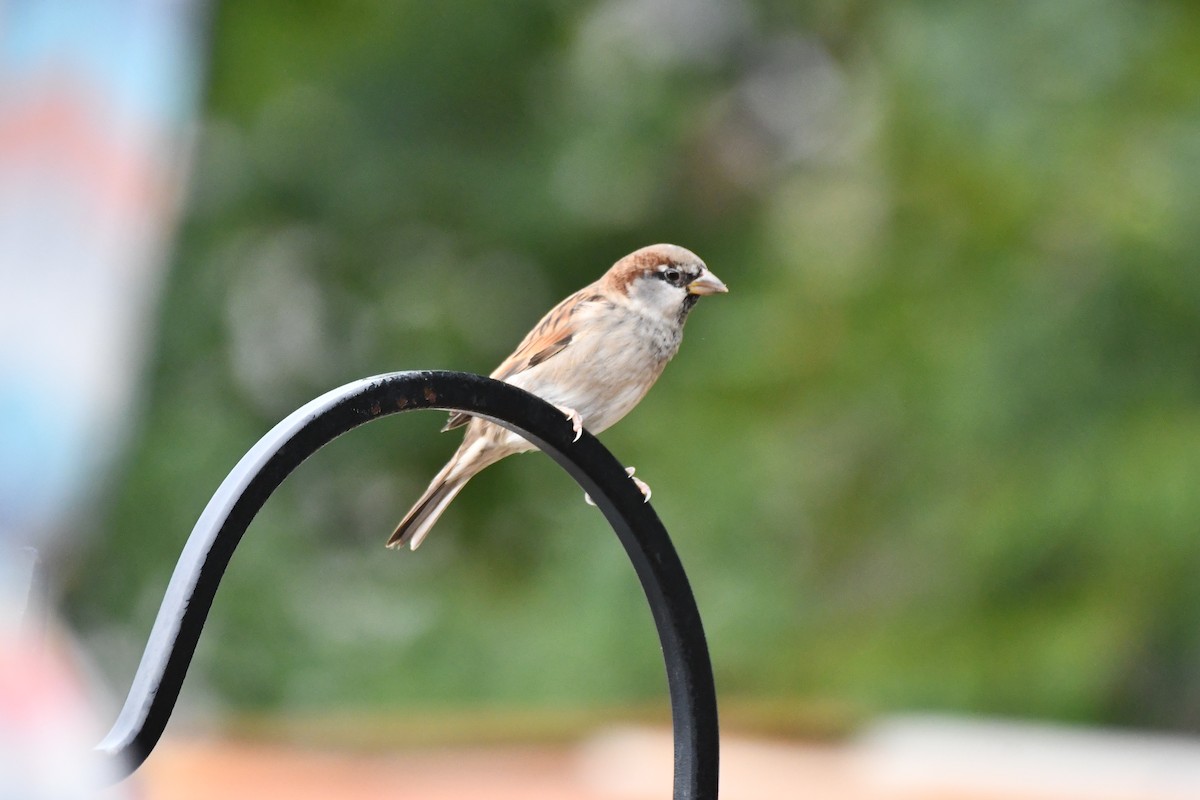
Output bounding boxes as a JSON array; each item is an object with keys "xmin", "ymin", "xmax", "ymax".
[{"xmin": 441, "ymin": 288, "xmax": 599, "ymax": 432}]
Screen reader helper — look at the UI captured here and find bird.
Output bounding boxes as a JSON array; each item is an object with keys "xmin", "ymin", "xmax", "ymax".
[{"xmin": 387, "ymin": 243, "xmax": 727, "ymax": 551}]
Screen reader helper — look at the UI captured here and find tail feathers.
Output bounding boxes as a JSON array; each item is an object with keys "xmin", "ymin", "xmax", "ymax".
[{"xmin": 386, "ymin": 473, "xmax": 469, "ymax": 551}]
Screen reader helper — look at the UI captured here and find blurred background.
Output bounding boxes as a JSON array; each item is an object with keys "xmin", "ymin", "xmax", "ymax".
[{"xmin": 4, "ymin": 0, "xmax": 1200, "ymax": 797}]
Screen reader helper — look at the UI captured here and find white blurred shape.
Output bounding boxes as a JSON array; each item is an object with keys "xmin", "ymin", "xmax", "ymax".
[
  {"xmin": 225, "ymin": 227, "xmax": 332, "ymax": 412},
  {"xmin": 738, "ymin": 35, "xmax": 853, "ymax": 165},
  {"xmin": 576, "ymin": 0, "xmax": 752, "ymax": 74},
  {"xmin": 857, "ymin": 714, "xmax": 1200, "ymax": 800}
]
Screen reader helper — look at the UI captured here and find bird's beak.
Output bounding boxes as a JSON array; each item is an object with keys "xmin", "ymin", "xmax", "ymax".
[{"xmin": 687, "ymin": 272, "xmax": 728, "ymax": 296}]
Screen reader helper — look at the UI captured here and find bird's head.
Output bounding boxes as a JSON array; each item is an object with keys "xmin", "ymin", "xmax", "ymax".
[{"xmin": 604, "ymin": 243, "xmax": 728, "ymax": 323}]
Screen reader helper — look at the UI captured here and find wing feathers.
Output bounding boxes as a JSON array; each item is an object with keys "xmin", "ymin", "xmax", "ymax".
[{"xmin": 442, "ymin": 288, "xmax": 596, "ymax": 431}]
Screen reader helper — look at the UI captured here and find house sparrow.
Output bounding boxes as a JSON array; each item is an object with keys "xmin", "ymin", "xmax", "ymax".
[{"xmin": 387, "ymin": 243, "xmax": 727, "ymax": 550}]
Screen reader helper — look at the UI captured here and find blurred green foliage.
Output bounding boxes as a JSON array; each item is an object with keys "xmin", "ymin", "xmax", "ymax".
[{"xmin": 66, "ymin": 0, "xmax": 1200, "ymax": 732}]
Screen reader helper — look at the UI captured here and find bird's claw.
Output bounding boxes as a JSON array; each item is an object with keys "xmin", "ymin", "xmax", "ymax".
[
  {"xmin": 583, "ymin": 466, "xmax": 651, "ymax": 506},
  {"xmin": 626, "ymin": 466, "xmax": 652, "ymax": 503},
  {"xmin": 559, "ymin": 405, "xmax": 583, "ymax": 442}
]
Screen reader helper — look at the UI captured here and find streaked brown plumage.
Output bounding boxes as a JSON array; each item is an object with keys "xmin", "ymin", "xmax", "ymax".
[{"xmin": 387, "ymin": 243, "xmax": 727, "ymax": 550}]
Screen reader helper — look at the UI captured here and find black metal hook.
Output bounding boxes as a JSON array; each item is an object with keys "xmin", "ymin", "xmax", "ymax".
[{"xmin": 95, "ymin": 370, "xmax": 719, "ymax": 798}]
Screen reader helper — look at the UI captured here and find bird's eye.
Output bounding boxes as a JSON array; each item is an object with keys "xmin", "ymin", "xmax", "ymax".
[{"xmin": 663, "ymin": 267, "xmax": 682, "ymax": 285}]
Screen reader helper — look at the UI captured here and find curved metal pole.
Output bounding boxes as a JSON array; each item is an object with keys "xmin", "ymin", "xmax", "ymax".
[{"xmin": 96, "ymin": 370, "xmax": 719, "ymax": 798}]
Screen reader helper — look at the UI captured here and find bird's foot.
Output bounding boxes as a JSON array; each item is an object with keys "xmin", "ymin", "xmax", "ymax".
[
  {"xmin": 626, "ymin": 466, "xmax": 652, "ymax": 503},
  {"xmin": 556, "ymin": 404, "xmax": 584, "ymax": 442},
  {"xmin": 584, "ymin": 467, "xmax": 651, "ymax": 506}
]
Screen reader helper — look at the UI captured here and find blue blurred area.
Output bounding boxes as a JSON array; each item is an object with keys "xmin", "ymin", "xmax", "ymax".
[
  {"xmin": 0, "ymin": 1, "xmax": 206, "ymax": 795},
  {"xmin": 0, "ymin": 383, "xmax": 81, "ymax": 538},
  {"xmin": 0, "ymin": 0, "xmax": 205, "ymax": 551}
]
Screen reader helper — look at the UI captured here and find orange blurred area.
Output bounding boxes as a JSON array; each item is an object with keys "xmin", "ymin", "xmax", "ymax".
[{"xmin": 119, "ymin": 720, "xmax": 1200, "ymax": 800}]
